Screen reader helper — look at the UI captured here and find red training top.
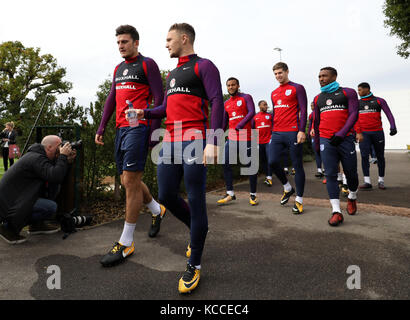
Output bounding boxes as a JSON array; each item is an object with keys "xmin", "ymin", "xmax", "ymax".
[
  {"xmin": 224, "ymin": 92, "xmax": 255, "ymax": 141},
  {"xmin": 271, "ymin": 81, "xmax": 307, "ymax": 132},
  {"xmin": 253, "ymin": 111, "xmax": 273, "ymax": 144}
]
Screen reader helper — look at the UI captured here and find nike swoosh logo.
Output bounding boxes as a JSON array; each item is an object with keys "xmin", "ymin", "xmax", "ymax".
[
  {"xmin": 122, "ymin": 247, "xmax": 132, "ymax": 258},
  {"xmin": 183, "ymin": 67, "xmax": 191, "ymax": 70},
  {"xmin": 379, "ymin": 140, "xmax": 384, "ymax": 143},
  {"xmin": 187, "ymin": 157, "xmax": 198, "ymax": 163},
  {"xmin": 184, "ymin": 276, "xmax": 199, "ymax": 289},
  {"xmin": 126, "ymin": 163, "xmax": 136, "ymax": 167},
  {"xmin": 350, "ymin": 151, "xmax": 355, "ymax": 154},
  {"xmin": 294, "ymin": 142, "xmax": 298, "ymax": 145},
  {"xmin": 335, "ymin": 93, "xmax": 341, "ymax": 95}
]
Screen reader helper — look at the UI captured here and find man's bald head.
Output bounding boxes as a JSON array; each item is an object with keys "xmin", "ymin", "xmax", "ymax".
[
  {"xmin": 41, "ymin": 135, "xmax": 62, "ymax": 160},
  {"xmin": 41, "ymin": 135, "xmax": 61, "ymax": 147}
]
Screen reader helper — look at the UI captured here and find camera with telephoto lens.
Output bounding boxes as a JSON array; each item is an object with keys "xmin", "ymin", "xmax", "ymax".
[
  {"xmin": 60, "ymin": 210, "xmax": 93, "ymax": 239},
  {"xmin": 62, "ymin": 139, "xmax": 82, "ymax": 150}
]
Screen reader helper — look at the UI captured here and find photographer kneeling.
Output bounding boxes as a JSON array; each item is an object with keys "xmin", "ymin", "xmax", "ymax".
[{"xmin": 0, "ymin": 135, "xmax": 76, "ymax": 244}]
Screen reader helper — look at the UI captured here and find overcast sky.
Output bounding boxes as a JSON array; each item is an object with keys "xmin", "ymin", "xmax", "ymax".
[{"xmin": 1, "ymin": 0, "xmax": 409, "ymax": 148}]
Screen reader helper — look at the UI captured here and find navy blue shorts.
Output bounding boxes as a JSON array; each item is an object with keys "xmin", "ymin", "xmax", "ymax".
[{"xmin": 115, "ymin": 125, "xmax": 149, "ymax": 175}]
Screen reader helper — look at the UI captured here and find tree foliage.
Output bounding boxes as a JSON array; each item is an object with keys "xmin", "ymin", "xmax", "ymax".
[
  {"xmin": 0, "ymin": 41, "xmax": 76, "ymax": 150},
  {"xmin": 383, "ymin": 0, "xmax": 410, "ymax": 59},
  {"xmin": 0, "ymin": 41, "xmax": 72, "ymax": 115},
  {"xmin": 160, "ymin": 69, "xmax": 170, "ymax": 89},
  {"xmin": 82, "ymin": 79, "xmax": 118, "ymax": 200}
]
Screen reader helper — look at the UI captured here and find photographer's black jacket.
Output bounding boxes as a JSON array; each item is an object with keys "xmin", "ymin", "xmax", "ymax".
[{"xmin": 0, "ymin": 143, "xmax": 68, "ymax": 233}]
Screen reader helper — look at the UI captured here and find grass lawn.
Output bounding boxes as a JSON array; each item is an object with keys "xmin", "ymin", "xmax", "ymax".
[{"xmin": 0, "ymin": 159, "xmax": 4, "ymax": 179}]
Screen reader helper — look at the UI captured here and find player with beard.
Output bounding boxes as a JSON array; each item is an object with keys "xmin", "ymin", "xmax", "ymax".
[
  {"xmin": 355, "ymin": 82, "xmax": 397, "ymax": 190},
  {"xmin": 217, "ymin": 77, "xmax": 258, "ymax": 205},
  {"xmin": 96, "ymin": 25, "xmax": 166, "ymax": 267},
  {"xmin": 312, "ymin": 67, "xmax": 359, "ymax": 226},
  {"xmin": 253, "ymin": 100, "xmax": 274, "ymax": 186}
]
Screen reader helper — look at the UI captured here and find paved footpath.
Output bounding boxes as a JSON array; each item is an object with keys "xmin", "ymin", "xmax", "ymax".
[{"xmin": 0, "ymin": 152, "xmax": 409, "ymax": 300}]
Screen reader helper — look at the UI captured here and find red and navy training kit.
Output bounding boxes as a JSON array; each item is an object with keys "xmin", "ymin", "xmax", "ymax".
[
  {"xmin": 97, "ymin": 54, "xmax": 164, "ymax": 175},
  {"xmin": 354, "ymin": 94, "xmax": 396, "ymax": 178},
  {"xmin": 308, "ymin": 112, "xmax": 323, "ymax": 171},
  {"xmin": 223, "ymin": 92, "xmax": 257, "ymax": 194},
  {"xmin": 252, "ymin": 111, "xmax": 273, "ymax": 177},
  {"xmin": 144, "ymin": 54, "xmax": 224, "ymax": 267},
  {"xmin": 269, "ymin": 81, "xmax": 307, "ymax": 197},
  {"xmin": 313, "ymin": 87, "xmax": 359, "ymax": 199}
]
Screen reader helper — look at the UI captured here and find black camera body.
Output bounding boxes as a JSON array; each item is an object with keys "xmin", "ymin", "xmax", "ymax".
[{"xmin": 63, "ymin": 139, "xmax": 82, "ymax": 150}]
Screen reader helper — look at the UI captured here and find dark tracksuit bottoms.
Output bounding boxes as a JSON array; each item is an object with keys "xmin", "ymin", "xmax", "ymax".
[
  {"xmin": 312, "ymin": 138, "xmax": 323, "ymax": 170},
  {"xmin": 223, "ymin": 139, "xmax": 258, "ymax": 194},
  {"xmin": 268, "ymin": 131, "xmax": 305, "ymax": 197},
  {"xmin": 320, "ymin": 135, "xmax": 359, "ymax": 199},
  {"xmin": 359, "ymin": 130, "xmax": 385, "ymax": 178},
  {"xmin": 157, "ymin": 140, "xmax": 208, "ymax": 267},
  {"xmin": 259, "ymin": 143, "xmax": 272, "ymax": 176}
]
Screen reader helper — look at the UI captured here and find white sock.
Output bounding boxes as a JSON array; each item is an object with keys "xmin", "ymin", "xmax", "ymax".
[
  {"xmin": 378, "ymin": 176, "xmax": 384, "ymax": 183},
  {"xmin": 330, "ymin": 199, "xmax": 341, "ymax": 213},
  {"xmin": 283, "ymin": 182, "xmax": 292, "ymax": 192},
  {"xmin": 227, "ymin": 190, "xmax": 235, "ymax": 197},
  {"xmin": 146, "ymin": 199, "xmax": 161, "ymax": 216},
  {"xmin": 348, "ymin": 189, "xmax": 358, "ymax": 200},
  {"xmin": 364, "ymin": 176, "xmax": 371, "ymax": 184},
  {"xmin": 317, "ymin": 168, "xmax": 323, "ymax": 173},
  {"xmin": 119, "ymin": 221, "xmax": 136, "ymax": 247},
  {"xmin": 337, "ymin": 172, "xmax": 343, "ymax": 181},
  {"xmin": 250, "ymin": 193, "xmax": 257, "ymax": 196},
  {"xmin": 267, "ymin": 176, "xmax": 272, "ymax": 180},
  {"xmin": 195, "ymin": 265, "xmax": 201, "ymax": 270},
  {"xmin": 342, "ymin": 174, "xmax": 347, "ymax": 185},
  {"xmin": 295, "ymin": 196, "xmax": 303, "ymax": 204}
]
